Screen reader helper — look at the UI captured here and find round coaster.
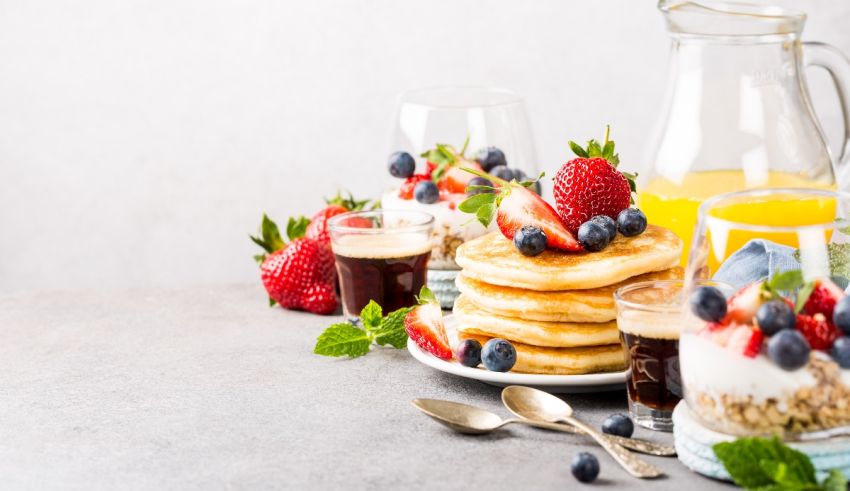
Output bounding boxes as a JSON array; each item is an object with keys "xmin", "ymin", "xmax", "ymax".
[
  {"xmin": 427, "ymin": 269, "xmax": 460, "ymax": 310},
  {"xmin": 673, "ymin": 402, "xmax": 850, "ymax": 482}
]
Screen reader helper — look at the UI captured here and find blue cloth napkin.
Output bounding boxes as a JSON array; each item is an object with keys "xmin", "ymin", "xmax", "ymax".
[{"xmin": 712, "ymin": 239, "xmax": 800, "ymax": 290}]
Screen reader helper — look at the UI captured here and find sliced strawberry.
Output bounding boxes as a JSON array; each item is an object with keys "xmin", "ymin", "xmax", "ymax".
[
  {"xmin": 404, "ymin": 302, "xmax": 452, "ymax": 360},
  {"xmin": 724, "ymin": 281, "xmax": 767, "ymax": 325},
  {"xmin": 796, "ymin": 313, "xmax": 839, "ymax": 350},
  {"xmin": 726, "ymin": 325, "xmax": 763, "ymax": 358},
  {"xmin": 426, "ymin": 161, "xmax": 438, "ymax": 176},
  {"xmin": 399, "ymin": 174, "xmax": 431, "ymax": 199},
  {"xmin": 802, "ymin": 279, "xmax": 845, "ymax": 319},
  {"xmin": 445, "ymin": 161, "xmax": 483, "ymax": 194},
  {"xmin": 496, "ymin": 185, "xmax": 581, "ymax": 251}
]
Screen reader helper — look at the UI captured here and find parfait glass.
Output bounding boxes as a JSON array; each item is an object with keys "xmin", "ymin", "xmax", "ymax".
[
  {"xmin": 385, "ymin": 87, "xmax": 538, "ymax": 308},
  {"xmin": 681, "ymin": 188, "xmax": 850, "ymax": 438}
]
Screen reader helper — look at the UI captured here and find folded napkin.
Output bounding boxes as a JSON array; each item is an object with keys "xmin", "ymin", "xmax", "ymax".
[{"xmin": 712, "ymin": 239, "xmax": 801, "ymax": 290}]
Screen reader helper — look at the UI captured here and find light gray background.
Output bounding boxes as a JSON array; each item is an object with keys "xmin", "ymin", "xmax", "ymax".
[{"xmin": 1, "ymin": 0, "xmax": 849, "ymax": 294}]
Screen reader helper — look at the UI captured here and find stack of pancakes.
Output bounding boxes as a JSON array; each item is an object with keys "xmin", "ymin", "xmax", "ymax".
[{"xmin": 453, "ymin": 224, "xmax": 683, "ymax": 375}]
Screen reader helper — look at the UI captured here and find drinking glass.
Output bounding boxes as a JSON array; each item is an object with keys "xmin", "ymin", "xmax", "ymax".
[
  {"xmin": 682, "ymin": 188, "xmax": 850, "ymax": 438},
  {"xmin": 328, "ymin": 210, "xmax": 434, "ymax": 322},
  {"xmin": 615, "ymin": 279, "xmax": 732, "ymax": 431}
]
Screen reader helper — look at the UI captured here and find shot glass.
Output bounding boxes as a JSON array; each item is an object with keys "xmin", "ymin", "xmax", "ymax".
[{"xmin": 328, "ymin": 210, "xmax": 434, "ymax": 321}]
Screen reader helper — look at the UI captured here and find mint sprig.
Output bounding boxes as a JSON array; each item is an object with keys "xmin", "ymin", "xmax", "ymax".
[
  {"xmin": 713, "ymin": 436, "xmax": 847, "ymax": 490},
  {"xmin": 313, "ymin": 300, "xmax": 412, "ymax": 358}
]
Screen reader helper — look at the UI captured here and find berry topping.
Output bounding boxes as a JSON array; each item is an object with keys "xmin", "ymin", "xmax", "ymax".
[
  {"xmin": 513, "ymin": 225, "xmax": 547, "ymax": 257},
  {"xmin": 388, "ymin": 151, "xmax": 416, "ymax": 178},
  {"xmin": 404, "ymin": 287, "xmax": 452, "ymax": 360},
  {"xmin": 755, "ymin": 300, "xmax": 796, "ymax": 336},
  {"xmin": 796, "ymin": 313, "xmax": 839, "ymax": 350},
  {"xmin": 831, "ymin": 336, "xmax": 850, "ymax": 368},
  {"xmin": 590, "ymin": 215, "xmax": 617, "ymax": 242},
  {"xmin": 834, "ymin": 296, "xmax": 850, "ymax": 335},
  {"xmin": 414, "ymin": 181, "xmax": 439, "ymax": 204},
  {"xmin": 690, "ymin": 286, "xmax": 728, "ymax": 323},
  {"xmin": 474, "ymin": 146, "xmax": 507, "ymax": 171},
  {"xmin": 617, "ymin": 208, "xmax": 648, "ymax": 237},
  {"xmin": 802, "ymin": 278, "xmax": 845, "ymax": 320},
  {"xmin": 466, "ymin": 176, "xmax": 494, "ymax": 196},
  {"xmin": 399, "ymin": 174, "xmax": 431, "ymax": 199},
  {"xmin": 553, "ymin": 127, "xmax": 635, "ymax": 233},
  {"xmin": 767, "ymin": 329, "xmax": 811, "ymax": 371},
  {"xmin": 459, "ymin": 169, "xmax": 582, "ymax": 252},
  {"xmin": 571, "ymin": 452, "xmax": 600, "ymax": 483},
  {"xmin": 444, "ymin": 161, "xmax": 483, "ymax": 194},
  {"xmin": 724, "ymin": 281, "xmax": 767, "ymax": 325},
  {"xmin": 726, "ymin": 325, "xmax": 763, "ymax": 358},
  {"xmin": 601, "ymin": 414, "xmax": 634, "ymax": 438},
  {"xmin": 455, "ymin": 339, "xmax": 482, "ymax": 368},
  {"xmin": 481, "ymin": 338, "xmax": 517, "ymax": 372},
  {"xmin": 490, "ymin": 165, "xmax": 515, "ymax": 182},
  {"xmin": 577, "ymin": 220, "xmax": 610, "ymax": 252}
]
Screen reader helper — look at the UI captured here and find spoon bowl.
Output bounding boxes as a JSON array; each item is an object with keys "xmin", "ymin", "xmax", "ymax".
[
  {"xmin": 412, "ymin": 398, "xmax": 505, "ymax": 434},
  {"xmin": 502, "ymin": 385, "xmax": 575, "ymax": 422}
]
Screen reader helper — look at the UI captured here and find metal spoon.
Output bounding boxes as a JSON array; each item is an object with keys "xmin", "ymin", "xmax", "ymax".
[
  {"xmin": 501, "ymin": 386, "xmax": 665, "ymax": 479},
  {"xmin": 411, "ymin": 398, "xmax": 674, "ymax": 456}
]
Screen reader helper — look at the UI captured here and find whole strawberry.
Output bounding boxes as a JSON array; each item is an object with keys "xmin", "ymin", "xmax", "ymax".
[
  {"xmin": 552, "ymin": 127, "xmax": 636, "ymax": 234},
  {"xmin": 251, "ymin": 214, "xmax": 338, "ymax": 315},
  {"xmin": 305, "ymin": 191, "xmax": 370, "ymax": 244}
]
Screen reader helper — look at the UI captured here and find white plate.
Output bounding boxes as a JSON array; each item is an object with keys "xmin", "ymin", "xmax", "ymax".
[{"xmin": 407, "ymin": 315, "xmax": 628, "ymax": 393}]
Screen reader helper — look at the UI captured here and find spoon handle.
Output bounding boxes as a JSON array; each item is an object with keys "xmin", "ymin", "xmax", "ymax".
[
  {"xmin": 563, "ymin": 416, "xmax": 665, "ymax": 479},
  {"xmin": 505, "ymin": 419, "xmax": 675, "ymax": 456}
]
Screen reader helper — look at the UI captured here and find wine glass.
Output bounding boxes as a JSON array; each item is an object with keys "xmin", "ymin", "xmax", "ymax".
[{"xmin": 681, "ymin": 188, "xmax": 850, "ymax": 438}]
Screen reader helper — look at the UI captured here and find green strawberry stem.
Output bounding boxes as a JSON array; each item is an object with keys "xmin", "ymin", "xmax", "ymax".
[{"xmin": 459, "ymin": 166, "xmax": 511, "ymax": 187}]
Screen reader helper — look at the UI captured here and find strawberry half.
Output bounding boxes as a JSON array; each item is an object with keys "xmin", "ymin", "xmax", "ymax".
[
  {"xmin": 404, "ymin": 287, "xmax": 452, "ymax": 360},
  {"xmin": 726, "ymin": 325, "xmax": 764, "ymax": 358},
  {"xmin": 796, "ymin": 313, "xmax": 839, "ymax": 350},
  {"xmin": 458, "ymin": 169, "xmax": 581, "ymax": 252},
  {"xmin": 802, "ymin": 278, "xmax": 845, "ymax": 319},
  {"xmin": 724, "ymin": 281, "xmax": 767, "ymax": 325},
  {"xmin": 445, "ymin": 161, "xmax": 483, "ymax": 194},
  {"xmin": 552, "ymin": 127, "xmax": 635, "ymax": 234}
]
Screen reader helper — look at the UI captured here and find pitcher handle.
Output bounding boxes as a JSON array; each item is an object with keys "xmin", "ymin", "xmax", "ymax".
[{"xmin": 803, "ymin": 42, "xmax": 850, "ymax": 177}]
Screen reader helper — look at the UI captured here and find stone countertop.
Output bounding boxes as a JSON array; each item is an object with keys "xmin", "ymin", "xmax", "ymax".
[{"xmin": 0, "ymin": 284, "xmax": 731, "ymax": 490}]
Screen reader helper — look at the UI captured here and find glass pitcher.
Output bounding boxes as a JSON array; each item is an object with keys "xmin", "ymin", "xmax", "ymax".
[{"xmin": 638, "ymin": 1, "xmax": 850, "ymax": 265}]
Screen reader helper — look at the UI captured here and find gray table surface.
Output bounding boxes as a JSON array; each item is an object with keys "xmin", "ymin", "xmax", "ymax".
[{"xmin": 0, "ymin": 284, "xmax": 732, "ymax": 490}]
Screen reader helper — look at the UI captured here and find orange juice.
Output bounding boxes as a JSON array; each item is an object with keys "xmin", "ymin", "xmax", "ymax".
[{"xmin": 638, "ymin": 170, "xmax": 835, "ymax": 266}]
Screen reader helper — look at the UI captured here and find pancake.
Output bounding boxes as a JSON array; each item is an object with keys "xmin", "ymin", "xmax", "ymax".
[
  {"xmin": 458, "ymin": 331, "xmax": 627, "ymax": 375},
  {"xmin": 455, "ymin": 267, "xmax": 683, "ymax": 323},
  {"xmin": 454, "ymin": 225, "xmax": 682, "ymax": 291},
  {"xmin": 453, "ymin": 294, "xmax": 620, "ymax": 347}
]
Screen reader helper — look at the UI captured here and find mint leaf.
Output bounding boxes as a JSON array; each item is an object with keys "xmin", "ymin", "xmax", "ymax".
[
  {"xmin": 314, "ymin": 323, "xmax": 372, "ymax": 358},
  {"xmin": 768, "ymin": 270, "xmax": 804, "ymax": 292},
  {"xmin": 713, "ymin": 437, "xmax": 816, "ymax": 490},
  {"xmin": 360, "ymin": 300, "xmax": 383, "ymax": 332},
  {"xmin": 286, "ymin": 216, "xmax": 310, "ymax": 241},
  {"xmin": 373, "ymin": 307, "xmax": 412, "ymax": 348},
  {"xmin": 796, "ymin": 281, "xmax": 816, "ymax": 313},
  {"xmin": 823, "ymin": 469, "xmax": 847, "ymax": 491}
]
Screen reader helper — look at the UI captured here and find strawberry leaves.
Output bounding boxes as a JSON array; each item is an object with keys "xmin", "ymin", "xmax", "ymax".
[
  {"xmin": 325, "ymin": 190, "xmax": 370, "ymax": 211},
  {"xmin": 568, "ymin": 125, "xmax": 620, "ymax": 167},
  {"xmin": 250, "ymin": 213, "xmax": 310, "ymax": 264},
  {"xmin": 415, "ymin": 286, "xmax": 439, "ymax": 306}
]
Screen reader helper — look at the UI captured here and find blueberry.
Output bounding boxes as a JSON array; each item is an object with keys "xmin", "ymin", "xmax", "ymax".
[
  {"xmin": 590, "ymin": 215, "xmax": 617, "ymax": 242},
  {"xmin": 601, "ymin": 413, "xmax": 634, "ymax": 438},
  {"xmin": 466, "ymin": 176, "xmax": 494, "ymax": 196},
  {"xmin": 577, "ymin": 220, "xmax": 610, "ymax": 252},
  {"xmin": 831, "ymin": 337, "xmax": 850, "ymax": 368},
  {"xmin": 689, "ymin": 286, "xmax": 728, "ymax": 323},
  {"xmin": 474, "ymin": 146, "xmax": 507, "ymax": 171},
  {"xmin": 481, "ymin": 338, "xmax": 517, "ymax": 372},
  {"xmin": 834, "ymin": 296, "xmax": 850, "ymax": 335},
  {"xmin": 455, "ymin": 339, "xmax": 482, "ymax": 368},
  {"xmin": 513, "ymin": 225, "xmax": 547, "ymax": 257},
  {"xmin": 767, "ymin": 329, "xmax": 811, "ymax": 371},
  {"xmin": 388, "ymin": 151, "xmax": 415, "ymax": 178},
  {"xmin": 490, "ymin": 165, "xmax": 515, "ymax": 182},
  {"xmin": 570, "ymin": 452, "xmax": 600, "ymax": 483},
  {"xmin": 414, "ymin": 181, "xmax": 439, "ymax": 204},
  {"xmin": 756, "ymin": 300, "xmax": 796, "ymax": 336},
  {"xmin": 617, "ymin": 208, "xmax": 648, "ymax": 237}
]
